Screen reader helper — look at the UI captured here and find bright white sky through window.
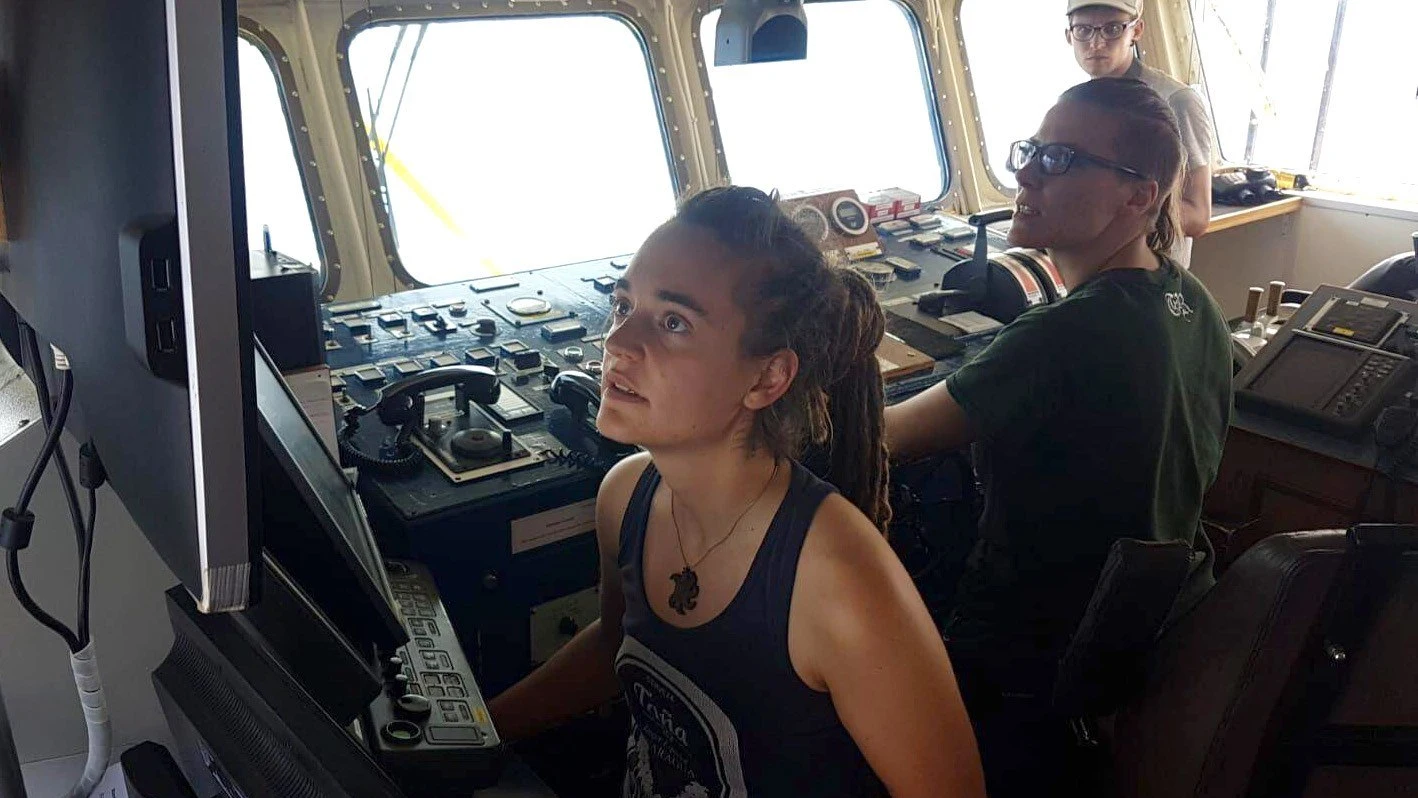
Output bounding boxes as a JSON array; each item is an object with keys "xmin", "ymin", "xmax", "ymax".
[
  {"xmin": 238, "ymin": 36, "xmax": 323, "ymax": 271},
  {"xmin": 1195, "ymin": 0, "xmax": 1418, "ymax": 201},
  {"xmin": 702, "ymin": 0, "xmax": 945, "ymax": 200},
  {"xmin": 960, "ymin": 0, "xmax": 1089, "ymax": 191},
  {"xmin": 348, "ymin": 16, "xmax": 678, "ymax": 285}
]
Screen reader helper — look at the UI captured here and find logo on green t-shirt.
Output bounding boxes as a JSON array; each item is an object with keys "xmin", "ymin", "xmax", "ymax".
[{"xmin": 1165, "ymin": 291, "xmax": 1195, "ymax": 321}]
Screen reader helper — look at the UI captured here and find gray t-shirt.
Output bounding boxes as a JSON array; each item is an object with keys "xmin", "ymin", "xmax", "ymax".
[{"xmin": 1127, "ymin": 59, "xmax": 1216, "ymax": 268}]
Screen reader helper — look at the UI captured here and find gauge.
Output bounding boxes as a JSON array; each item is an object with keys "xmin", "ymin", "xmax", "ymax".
[
  {"xmin": 507, "ymin": 296, "xmax": 552, "ymax": 317},
  {"xmin": 830, "ymin": 197, "xmax": 870, "ymax": 236},
  {"xmin": 791, "ymin": 204, "xmax": 830, "ymax": 243}
]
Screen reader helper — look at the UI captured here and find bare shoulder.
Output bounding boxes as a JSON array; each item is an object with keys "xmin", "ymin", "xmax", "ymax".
[
  {"xmin": 791, "ymin": 493, "xmax": 941, "ymax": 687},
  {"xmin": 797, "ymin": 493, "xmax": 916, "ymax": 621},
  {"xmin": 594, "ymin": 451, "xmax": 654, "ymax": 551}
]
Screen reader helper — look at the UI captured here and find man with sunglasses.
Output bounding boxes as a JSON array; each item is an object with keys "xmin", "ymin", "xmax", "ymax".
[
  {"xmin": 1067, "ymin": 0, "xmax": 1215, "ymax": 266},
  {"xmin": 886, "ymin": 78, "xmax": 1231, "ymax": 795}
]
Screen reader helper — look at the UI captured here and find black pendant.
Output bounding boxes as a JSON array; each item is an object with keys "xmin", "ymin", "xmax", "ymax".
[{"xmin": 668, "ymin": 566, "xmax": 700, "ymax": 615}]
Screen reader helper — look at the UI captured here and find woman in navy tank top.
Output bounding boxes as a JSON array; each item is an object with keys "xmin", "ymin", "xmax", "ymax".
[{"xmin": 491, "ymin": 187, "xmax": 983, "ymax": 797}]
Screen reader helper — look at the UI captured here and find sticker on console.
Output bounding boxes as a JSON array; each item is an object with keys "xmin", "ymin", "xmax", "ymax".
[{"xmin": 511, "ymin": 499, "xmax": 597, "ymax": 554}]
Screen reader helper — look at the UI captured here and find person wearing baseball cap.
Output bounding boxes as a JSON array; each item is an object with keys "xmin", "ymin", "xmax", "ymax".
[{"xmin": 1066, "ymin": 0, "xmax": 1215, "ymax": 267}]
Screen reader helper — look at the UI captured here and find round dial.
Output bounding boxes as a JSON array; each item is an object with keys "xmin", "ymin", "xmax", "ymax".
[
  {"xmin": 830, "ymin": 197, "xmax": 870, "ymax": 236},
  {"xmin": 507, "ymin": 296, "xmax": 552, "ymax": 317},
  {"xmin": 791, "ymin": 204, "xmax": 830, "ymax": 243}
]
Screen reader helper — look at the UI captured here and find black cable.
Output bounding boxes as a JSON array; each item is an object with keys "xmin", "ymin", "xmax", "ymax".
[
  {"xmin": 2, "ymin": 323, "xmax": 87, "ymax": 652},
  {"xmin": 13, "ymin": 348, "xmax": 72, "ymax": 515},
  {"xmin": 77, "ymin": 488, "xmax": 96, "ymax": 648},
  {"xmin": 22, "ymin": 325, "xmax": 86, "ymax": 555},
  {"xmin": 7, "ymin": 550, "xmax": 80, "ymax": 652}
]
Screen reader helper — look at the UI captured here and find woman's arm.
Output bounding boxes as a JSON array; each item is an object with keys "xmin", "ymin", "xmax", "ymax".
[
  {"xmin": 884, "ymin": 382, "xmax": 975, "ymax": 463},
  {"xmin": 488, "ymin": 453, "xmax": 650, "ymax": 741},
  {"xmin": 791, "ymin": 496, "xmax": 985, "ymax": 798}
]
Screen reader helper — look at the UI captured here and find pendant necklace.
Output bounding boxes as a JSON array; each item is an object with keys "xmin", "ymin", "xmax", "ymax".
[{"xmin": 666, "ymin": 459, "xmax": 781, "ymax": 616}]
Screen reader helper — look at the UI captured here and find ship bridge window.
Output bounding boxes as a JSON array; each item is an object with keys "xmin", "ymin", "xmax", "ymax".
[
  {"xmin": 1194, "ymin": 0, "xmax": 1418, "ymax": 201},
  {"xmin": 700, "ymin": 0, "xmax": 945, "ymax": 200},
  {"xmin": 237, "ymin": 34, "xmax": 325, "ymax": 273},
  {"xmin": 960, "ymin": 0, "xmax": 1083, "ymax": 191},
  {"xmin": 345, "ymin": 16, "xmax": 678, "ymax": 286}
]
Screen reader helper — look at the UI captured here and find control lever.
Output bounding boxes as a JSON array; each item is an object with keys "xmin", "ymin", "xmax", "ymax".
[
  {"xmin": 915, "ymin": 289, "xmax": 971, "ymax": 318},
  {"xmin": 966, "ymin": 209, "xmax": 1015, "ymax": 274}
]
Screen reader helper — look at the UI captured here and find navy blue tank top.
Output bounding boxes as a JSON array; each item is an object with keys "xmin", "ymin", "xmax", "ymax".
[{"xmin": 614, "ymin": 460, "xmax": 885, "ymax": 798}]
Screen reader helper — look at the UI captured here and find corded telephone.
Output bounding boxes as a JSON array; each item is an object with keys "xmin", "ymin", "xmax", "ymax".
[
  {"xmin": 339, "ymin": 365, "xmax": 501, "ymax": 473},
  {"xmin": 548, "ymin": 370, "xmax": 637, "ymax": 462}
]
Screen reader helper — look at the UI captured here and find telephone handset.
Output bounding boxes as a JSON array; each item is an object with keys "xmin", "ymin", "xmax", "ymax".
[
  {"xmin": 341, "ymin": 365, "xmax": 501, "ymax": 474},
  {"xmin": 372, "ymin": 365, "xmax": 500, "ymax": 426},
  {"xmin": 549, "ymin": 370, "xmax": 636, "ymax": 459},
  {"xmin": 548, "ymin": 370, "xmax": 600, "ymax": 431}
]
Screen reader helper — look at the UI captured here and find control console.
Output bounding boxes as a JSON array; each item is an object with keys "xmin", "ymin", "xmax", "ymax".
[
  {"xmin": 1237, "ymin": 286, "xmax": 1418, "ymax": 436},
  {"xmin": 367, "ymin": 558, "xmax": 505, "ymax": 792}
]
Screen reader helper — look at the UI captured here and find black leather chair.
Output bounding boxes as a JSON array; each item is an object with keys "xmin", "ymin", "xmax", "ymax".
[
  {"xmin": 1111, "ymin": 526, "xmax": 1418, "ymax": 798},
  {"xmin": 961, "ymin": 538, "xmax": 1195, "ymax": 797}
]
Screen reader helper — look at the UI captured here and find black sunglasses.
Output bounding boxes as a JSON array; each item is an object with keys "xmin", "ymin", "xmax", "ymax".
[{"xmin": 1007, "ymin": 139, "xmax": 1150, "ymax": 181}]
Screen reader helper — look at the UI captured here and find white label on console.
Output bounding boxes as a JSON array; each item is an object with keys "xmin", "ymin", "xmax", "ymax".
[{"xmin": 511, "ymin": 499, "xmax": 597, "ymax": 554}]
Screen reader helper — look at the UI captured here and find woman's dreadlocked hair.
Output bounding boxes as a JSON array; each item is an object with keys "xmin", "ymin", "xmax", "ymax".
[{"xmin": 675, "ymin": 186, "xmax": 892, "ymax": 533}]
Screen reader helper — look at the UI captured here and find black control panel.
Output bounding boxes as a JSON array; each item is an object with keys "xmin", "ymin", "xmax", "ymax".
[
  {"xmin": 1238, "ymin": 287, "xmax": 1418, "ymax": 436},
  {"xmin": 368, "ymin": 558, "xmax": 505, "ymax": 793},
  {"xmin": 322, "ymin": 210, "xmax": 1034, "ymax": 693}
]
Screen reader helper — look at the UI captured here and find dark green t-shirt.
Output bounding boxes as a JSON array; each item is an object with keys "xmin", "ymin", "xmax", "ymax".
[{"xmin": 943, "ymin": 257, "xmax": 1233, "ymax": 672}]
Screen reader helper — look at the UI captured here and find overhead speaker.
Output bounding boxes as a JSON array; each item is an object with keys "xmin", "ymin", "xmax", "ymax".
[{"xmin": 713, "ymin": 0, "xmax": 808, "ymax": 66}]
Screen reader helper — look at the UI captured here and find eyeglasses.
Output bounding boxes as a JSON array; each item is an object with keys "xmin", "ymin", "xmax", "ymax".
[
  {"xmin": 1067, "ymin": 18, "xmax": 1139, "ymax": 42},
  {"xmin": 1007, "ymin": 139, "xmax": 1150, "ymax": 181}
]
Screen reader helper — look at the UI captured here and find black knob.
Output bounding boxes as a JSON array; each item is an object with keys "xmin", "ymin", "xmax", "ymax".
[
  {"xmin": 396, "ymin": 693, "xmax": 433, "ymax": 718},
  {"xmin": 449, "ymin": 303, "xmax": 468, "ymax": 317},
  {"xmin": 512, "ymin": 349, "xmax": 542, "ymax": 370},
  {"xmin": 474, "ymin": 318, "xmax": 497, "ymax": 337},
  {"xmin": 389, "ymin": 673, "xmax": 409, "ymax": 695},
  {"xmin": 558, "ymin": 616, "xmax": 580, "ymax": 637}
]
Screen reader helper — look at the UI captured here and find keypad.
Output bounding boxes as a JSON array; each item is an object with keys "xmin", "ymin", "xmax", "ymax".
[{"xmin": 1327, "ymin": 353, "xmax": 1403, "ymax": 417}]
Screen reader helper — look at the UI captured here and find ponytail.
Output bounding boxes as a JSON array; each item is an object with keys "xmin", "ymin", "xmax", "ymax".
[
  {"xmin": 1148, "ymin": 183, "xmax": 1182, "ymax": 256},
  {"xmin": 820, "ymin": 268, "xmax": 891, "ymax": 532}
]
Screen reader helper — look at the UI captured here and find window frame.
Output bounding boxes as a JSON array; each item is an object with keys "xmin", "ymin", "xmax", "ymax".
[
  {"xmin": 951, "ymin": 0, "xmax": 1066, "ymax": 195},
  {"xmin": 691, "ymin": 0, "xmax": 952, "ymax": 201},
  {"xmin": 237, "ymin": 18, "xmax": 343, "ymax": 299},
  {"xmin": 334, "ymin": 5, "xmax": 688, "ymax": 288}
]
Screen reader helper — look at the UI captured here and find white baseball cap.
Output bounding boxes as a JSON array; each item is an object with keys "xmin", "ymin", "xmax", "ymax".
[{"xmin": 1066, "ymin": 0, "xmax": 1142, "ymax": 15}]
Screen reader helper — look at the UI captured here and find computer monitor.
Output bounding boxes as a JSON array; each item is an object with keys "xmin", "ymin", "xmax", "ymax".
[
  {"xmin": 254, "ymin": 339, "xmax": 407, "ymax": 656},
  {"xmin": 153, "ymin": 343, "xmax": 416, "ymax": 795},
  {"xmin": 0, "ymin": 0, "xmax": 259, "ymax": 610}
]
